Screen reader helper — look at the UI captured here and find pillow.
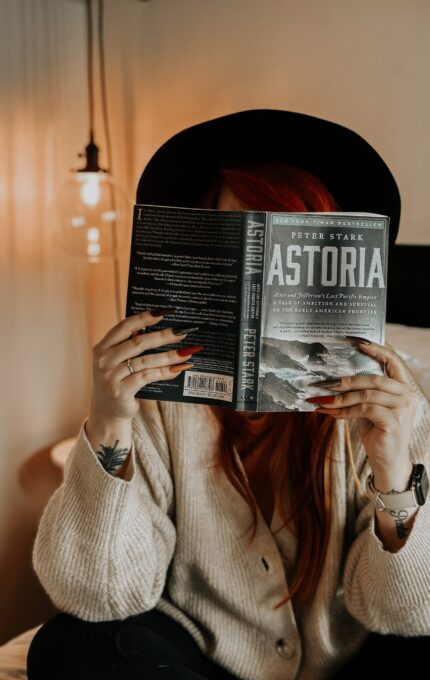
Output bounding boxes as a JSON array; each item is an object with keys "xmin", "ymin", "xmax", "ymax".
[{"xmin": 385, "ymin": 323, "xmax": 430, "ymax": 401}]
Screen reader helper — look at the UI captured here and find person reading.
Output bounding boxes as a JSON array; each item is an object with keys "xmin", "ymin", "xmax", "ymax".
[{"xmin": 27, "ymin": 110, "xmax": 430, "ymax": 680}]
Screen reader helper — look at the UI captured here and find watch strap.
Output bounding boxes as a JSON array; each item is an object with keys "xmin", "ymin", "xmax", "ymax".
[{"xmin": 366, "ymin": 475, "xmax": 418, "ymax": 511}]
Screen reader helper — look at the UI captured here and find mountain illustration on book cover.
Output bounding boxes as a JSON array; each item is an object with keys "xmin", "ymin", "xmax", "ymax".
[{"xmin": 258, "ymin": 337, "xmax": 377, "ymax": 411}]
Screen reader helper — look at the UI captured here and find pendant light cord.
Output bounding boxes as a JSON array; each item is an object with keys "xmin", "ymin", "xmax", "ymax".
[
  {"xmin": 85, "ymin": 0, "xmax": 122, "ymax": 322},
  {"xmin": 86, "ymin": 0, "xmax": 95, "ymax": 140},
  {"xmin": 97, "ymin": 0, "xmax": 122, "ymax": 323},
  {"xmin": 97, "ymin": 0, "xmax": 112, "ymax": 174}
]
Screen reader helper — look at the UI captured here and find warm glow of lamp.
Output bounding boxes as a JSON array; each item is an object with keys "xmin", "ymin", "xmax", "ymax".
[
  {"xmin": 56, "ymin": 156, "xmax": 130, "ymax": 263},
  {"xmin": 54, "ymin": 0, "xmax": 131, "ymax": 266},
  {"xmin": 79, "ymin": 172, "xmax": 101, "ymax": 207},
  {"xmin": 55, "ymin": 0, "xmax": 130, "ymax": 322}
]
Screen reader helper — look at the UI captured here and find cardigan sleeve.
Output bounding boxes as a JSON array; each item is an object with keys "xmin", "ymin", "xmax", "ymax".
[
  {"xmin": 32, "ymin": 401, "xmax": 176, "ymax": 622},
  {"xmin": 342, "ymin": 380, "xmax": 430, "ymax": 636}
]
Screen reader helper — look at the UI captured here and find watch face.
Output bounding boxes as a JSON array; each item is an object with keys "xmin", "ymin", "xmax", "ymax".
[{"xmin": 413, "ymin": 464, "xmax": 429, "ymax": 505}]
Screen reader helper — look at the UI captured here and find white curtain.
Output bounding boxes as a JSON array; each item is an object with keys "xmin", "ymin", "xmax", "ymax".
[
  {"xmin": 0, "ymin": 0, "xmax": 83, "ymax": 640},
  {"xmin": 1, "ymin": 0, "xmax": 87, "ymax": 531},
  {"xmin": 0, "ymin": 0, "xmax": 153, "ymax": 640}
]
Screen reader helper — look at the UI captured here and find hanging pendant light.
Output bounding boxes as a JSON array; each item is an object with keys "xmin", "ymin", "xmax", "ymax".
[
  {"xmin": 55, "ymin": 0, "xmax": 130, "ymax": 266},
  {"xmin": 56, "ymin": 134, "xmax": 129, "ymax": 264}
]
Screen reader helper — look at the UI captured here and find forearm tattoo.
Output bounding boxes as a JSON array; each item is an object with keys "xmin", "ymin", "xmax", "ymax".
[
  {"xmin": 389, "ymin": 509, "xmax": 410, "ymax": 539},
  {"xmin": 387, "ymin": 489, "xmax": 410, "ymax": 539},
  {"xmin": 95, "ymin": 440, "xmax": 130, "ymax": 476}
]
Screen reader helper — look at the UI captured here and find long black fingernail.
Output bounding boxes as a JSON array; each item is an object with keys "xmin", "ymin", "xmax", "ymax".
[
  {"xmin": 149, "ymin": 307, "xmax": 177, "ymax": 317},
  {"xmin": 172, "ymin": 325, "xmax": 200, "ymax": 336},
  {"xmin": 310, "ymin": 378, "xmax": 342, "ymax": 387},
  {"xmin": 345, "ymin": 335, "xmax": 371, "ymax": 345}
]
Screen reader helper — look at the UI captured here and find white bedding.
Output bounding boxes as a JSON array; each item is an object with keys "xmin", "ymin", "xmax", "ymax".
[{"xmin": 0, "ymin": 626, "xmax": 40, "ymax": 680}]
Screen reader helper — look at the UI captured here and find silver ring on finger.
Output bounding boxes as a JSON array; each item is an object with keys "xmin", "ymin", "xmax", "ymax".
[{"xmin": 127, "ymin": 358, "xmax": 135, "ymax": 375}]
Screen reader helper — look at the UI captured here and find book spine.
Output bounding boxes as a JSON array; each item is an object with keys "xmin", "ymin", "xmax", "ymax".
[{"xmin": 234, "ymin": 212, "xmax": 267, "ymax": 411}]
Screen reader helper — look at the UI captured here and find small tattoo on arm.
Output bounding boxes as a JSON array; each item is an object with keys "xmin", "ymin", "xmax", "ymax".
[
  {"xmin": 389, "ymin": 508, "xmax": 410, "ymax": 539},
  {"xmin": 95, "ymin": 440, "xmax": 129, "ymax": 476}
]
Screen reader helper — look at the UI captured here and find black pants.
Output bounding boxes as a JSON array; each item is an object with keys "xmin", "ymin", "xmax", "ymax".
[
  {"xmin": 27, "ymin": 609, "xmax": 430, "ymax": 680},
  {"xmin": 27, "ymin": 609, "xmax": 237, "ymax": 680}
]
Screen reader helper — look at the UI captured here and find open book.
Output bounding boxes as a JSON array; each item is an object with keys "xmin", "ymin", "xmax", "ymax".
[{"xmin": 125, "ymin": 205, "xmax": 389, "ymax": 411}]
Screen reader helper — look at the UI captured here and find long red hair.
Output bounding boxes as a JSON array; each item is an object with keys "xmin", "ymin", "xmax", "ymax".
[{"xmin": 205, "ymin": 164, "xmax": 339, "ymax": 607}]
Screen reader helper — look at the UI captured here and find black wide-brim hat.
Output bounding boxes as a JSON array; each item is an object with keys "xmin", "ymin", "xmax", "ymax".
[{"xmin": 137, "ymin": 109, "xmax": 401, "ymax": 244}]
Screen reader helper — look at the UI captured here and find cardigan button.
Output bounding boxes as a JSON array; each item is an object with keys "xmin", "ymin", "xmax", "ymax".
[{"xmin": 275, "ymin": 638, "xmax": 295, "ymax": 659}]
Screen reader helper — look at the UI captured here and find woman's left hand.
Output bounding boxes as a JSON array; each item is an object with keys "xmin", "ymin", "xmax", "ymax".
[{"xmin": 306, "ymin": 340, "xmax": 419, "ymax": 475}]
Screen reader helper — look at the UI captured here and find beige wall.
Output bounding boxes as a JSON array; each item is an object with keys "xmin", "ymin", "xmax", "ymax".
[
  {"xmin": 1, "ymin": 0, "xmax": 429, "ymax": 642},
  {"xmin": 139, "ymin": 0, "xmax": 430, "ymax": 245}
]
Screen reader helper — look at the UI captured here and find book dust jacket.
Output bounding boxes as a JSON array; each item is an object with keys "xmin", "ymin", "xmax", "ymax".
[{"xmin": 126, "ymin": 205, "xmax": 389, "ymax": 412}]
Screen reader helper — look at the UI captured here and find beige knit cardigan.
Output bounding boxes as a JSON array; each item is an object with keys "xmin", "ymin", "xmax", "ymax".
[{"xmin": 33, "ymin": 389, "xmax": 430, "ymax": 680}]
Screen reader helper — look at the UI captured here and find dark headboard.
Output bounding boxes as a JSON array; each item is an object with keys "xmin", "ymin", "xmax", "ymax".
[{"xmin": 387, "ymin": 245, "xmax": 430, "ymax": 328}]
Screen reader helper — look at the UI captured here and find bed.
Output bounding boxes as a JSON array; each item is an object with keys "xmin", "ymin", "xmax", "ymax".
[
  {"xmin": 0, "ymin": 627, "xmax": 41, "ymax": 680},
  {"xmin": 1, "ymin": 244, "xmax": 428, "ymax": 680}
]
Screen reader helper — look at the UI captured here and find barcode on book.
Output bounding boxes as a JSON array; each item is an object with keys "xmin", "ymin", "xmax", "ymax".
[{"xmin": 183, "ymin": 371, "xmax": 234, "ymax": 402}]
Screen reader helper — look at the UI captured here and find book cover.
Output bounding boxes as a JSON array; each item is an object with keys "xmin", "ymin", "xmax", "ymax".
[
  {"xmin": 256, "ymin": 212, "xmax": 388, "ymax": 411},
  {"xmin": 125, "ymin": 205, "xmax": 389, "ymax": 411}
]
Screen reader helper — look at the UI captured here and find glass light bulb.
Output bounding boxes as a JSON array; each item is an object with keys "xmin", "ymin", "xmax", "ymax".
[
  {"xmin": 79, "ymin": 173, "xmax": 101, "ymax": 207},
  {"xmin": 55, "ymin": 171, "xmax": 131, "ymax": 261}
]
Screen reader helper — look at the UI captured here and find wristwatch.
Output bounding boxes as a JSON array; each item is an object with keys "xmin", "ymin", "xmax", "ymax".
[{"xmin": 366, "ymin": 464, "xmax": 429, "ymax": 511}]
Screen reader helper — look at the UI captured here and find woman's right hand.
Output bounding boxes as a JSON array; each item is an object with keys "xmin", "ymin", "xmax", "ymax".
[{"xmin": 89, "ymin": 309, "xmax": 201, "ymax": 422}]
